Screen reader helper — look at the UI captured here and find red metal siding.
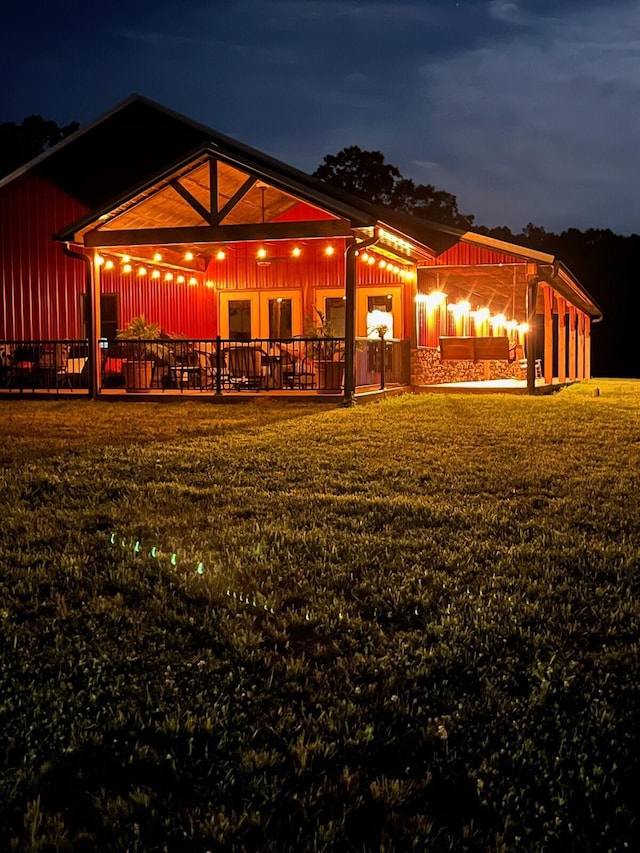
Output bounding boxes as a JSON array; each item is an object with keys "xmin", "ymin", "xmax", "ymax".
[
  {"xmin": 100, "ymin": 267, "xmax": 218, "ymax": 338},
  {"xmin": 0, "ymin": 174, "xmax": 88, "ymax": 339},
  {"xmin": 435, "ymin": 244, "xmax": 522, "ymax": 266}
]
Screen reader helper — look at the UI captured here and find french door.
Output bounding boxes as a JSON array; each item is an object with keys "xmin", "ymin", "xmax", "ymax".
[{"xmin": 219, "ymin": 290, "xmax": 302, "ymax": 339}]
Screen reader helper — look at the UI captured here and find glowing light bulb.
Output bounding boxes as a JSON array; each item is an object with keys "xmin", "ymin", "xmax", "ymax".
[
  {"xmin": 216, "ymin": 250, "xmax": 226, "ymax": 261},
  {"xmin": 151, "ymin": 270, "xmax": 160, "ymax": 279},
  {"xmin": 292, "ymin": 247, "xmax": 301, "ymax": 257},
  {"xmin": 123, "ymin": 263, "xmax": 132, "ymax": 273},
  {"xmin": 164, "ymin": 272, "xmax": 173, "ymax": 282},
  {"xmin": 153, "ymin": 252, "xmax": 162, "ymax": 262},
  {"xmin": 104, "ymin": 259, "xmax": 114, "ymax": 270},
  {"xmin": 177, "ymin": 275, "xmax": 185, "ymax": 284},
  {"xmin": 257, "ymin": 247, "xmax": 267, "ymax": 259},
  {"xmin": 325, "ymin": 245, "xmax": 335, "ymax": 256},
  {"xmin": 184, "ymin": 251, "xmax": 194, "ymax": 261},
  {"xmin": 137, "ymin": 266, "xmax": 147, "ymax": 277},
  {"xmin": 189, "ymin": 276, "xmax": 198, "ymax": 286}
]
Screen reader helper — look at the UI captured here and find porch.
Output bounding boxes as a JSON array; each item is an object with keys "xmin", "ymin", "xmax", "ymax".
[{"xmin": 0, "ymin": 336, "xmax": 411, "ymax": 400}]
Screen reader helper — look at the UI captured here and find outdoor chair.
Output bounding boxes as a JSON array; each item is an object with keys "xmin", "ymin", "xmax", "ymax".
[
  {"xmin": 37, "ymin": 342, "xmax": 71, "ymax": 390},
  {"xmin": 224, "ymin": 345, "xmax": 268, "ymax": 390}
]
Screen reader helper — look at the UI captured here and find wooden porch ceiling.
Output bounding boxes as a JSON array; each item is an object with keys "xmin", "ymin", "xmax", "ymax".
[
  {"xmin": 419, "ymin": 263, "xmax": 532, "ymax": 319},
  {"xmin": 74, "ymin": 153, "xmax": 362, "ymax": 267}
]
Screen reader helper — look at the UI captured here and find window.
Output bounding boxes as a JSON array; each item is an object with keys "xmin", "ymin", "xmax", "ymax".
[
  {"xmin": 228, "ymin": 300, "xmax": 252, "ymax": 340},
  {"xmin": 325, "ymin": 297, "xmax": 346, "ymax": 337},
  {"xmin": 268, "ymin": 298, "xmax": 292, "ymax": 339}
]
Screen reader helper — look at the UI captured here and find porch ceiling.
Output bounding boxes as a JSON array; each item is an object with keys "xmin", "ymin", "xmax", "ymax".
[{"xmin": 419, "ymin": 264, "xmax": 530, "ymax": 319}]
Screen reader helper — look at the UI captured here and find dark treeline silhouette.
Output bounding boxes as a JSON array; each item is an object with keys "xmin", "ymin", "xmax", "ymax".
[
  {"xmin": 315, "ymin": 148, "xmax": 638, "ymax": 379},
  {"xmin": 1, "ymin": 122, "xmax": 636, "ymax": 378},
  {"xmin": 0, "ymin": 116, "xmax": 79, "ymax": 178}
]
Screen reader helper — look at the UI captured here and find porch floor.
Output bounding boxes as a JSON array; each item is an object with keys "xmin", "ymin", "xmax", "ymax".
[{"xmin": 415, "ymin": 377, "xmax": 576, "ymax": 395}]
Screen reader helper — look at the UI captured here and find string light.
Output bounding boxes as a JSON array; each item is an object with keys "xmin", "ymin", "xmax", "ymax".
[
  {"xmin": 151, "ymin": 269, "xmax": 161, "ymax": 279},
  {"xmin": 188, "ymin": 276, "xmax": 198, "ymax": 286},
  {"xmin": 137, "ymin": 266, "xmax": 147, "ymax": 277},
  {"xmin": 164, "ymin": 272, "xmax": 174, "ymax": 282},
  {"xmin": 153, "ymin": 252, "xmax": 163, "ymax": 262}
]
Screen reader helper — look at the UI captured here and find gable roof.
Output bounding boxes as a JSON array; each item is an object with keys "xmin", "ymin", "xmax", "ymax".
[{"xmin": 3, "ymin": 93, "xmax": 601, "ymax": 318}]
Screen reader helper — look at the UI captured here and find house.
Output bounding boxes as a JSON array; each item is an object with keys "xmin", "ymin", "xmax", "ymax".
[{"xmin": 0, "ymin": 95, "xmax": 602, "ymax": 399}]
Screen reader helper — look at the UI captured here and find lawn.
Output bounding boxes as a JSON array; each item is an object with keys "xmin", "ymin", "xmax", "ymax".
[{"xmin": 1, "ymin": 381, "xmax": 639, "ymax": 852}]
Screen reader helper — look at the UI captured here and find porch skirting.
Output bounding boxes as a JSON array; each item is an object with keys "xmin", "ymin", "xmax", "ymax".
[{"xmin": 410, "ymin": 346, "xmax": 520, "ymax": 386}]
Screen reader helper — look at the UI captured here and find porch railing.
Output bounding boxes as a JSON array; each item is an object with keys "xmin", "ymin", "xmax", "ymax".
[
  {"xmin": 0, "ymin": 340, "xmax": 90, "ymax": 394},
  {"xmin": 0, "ymin": 337, "xmax": 411, "ymax": 395}
]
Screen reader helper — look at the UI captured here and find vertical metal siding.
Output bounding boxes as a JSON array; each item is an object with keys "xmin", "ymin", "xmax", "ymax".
[
  {"xmin": 435, "ymin": 244, "xmax": 522, "ymax": 266},
  {"xmin": 0, "ymin": 174, "xmax": 87, "ymax": 339}
]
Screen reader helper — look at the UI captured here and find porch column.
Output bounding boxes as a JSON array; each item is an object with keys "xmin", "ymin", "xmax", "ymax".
[
  {"xmin": 556, "ymin": 296, "xmax": 567, "ymax": 383},
  {"xmin": 89, "ymin": 255, "xmax": 102, "ymax": 399},
  {"xmin": 577, "ymin": 311, "xmax": 585, "ymax": 379},
  {"xmin": 526, "ymin": 274, "xmax": 539, "ymax": 395},
  {"xmin": 543, "ymin": 284, "xmax": 554, "ymax": 385},
  {"xmin": 344, "ymin": 240, "xmax": 358, "ymax": 405},
  {"xmin": 344, "ymin": 234, "xmax": 377, "ymax": 404},
  {"xmin": 568, "ymin": 305, "xmax": 577, "ymax": 380},
  {"xmin": 585, "ymin": 316, "xmax": 592, "ymax": 378}
]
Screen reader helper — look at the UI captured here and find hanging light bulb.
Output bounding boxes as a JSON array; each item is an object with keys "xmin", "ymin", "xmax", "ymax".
[
  {"xmin": 184, "ymin": 250, "xmax": 194, "ymax": 261},
  {"xmin": 137, "ymin": 266, "xmax": 147, "ymax": 277},
  {"xmin": 153, "ymin": 252, "xmax": 163, "ymax": 262},
  {"xmin": 216, "ymin": 249, "xmax": 226, "ymax": 261}
]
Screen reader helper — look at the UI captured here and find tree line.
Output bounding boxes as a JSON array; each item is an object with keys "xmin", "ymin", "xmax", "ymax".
[{"xmin": 1, "ymin": 117, "xmax": 637, "ymax": 378}]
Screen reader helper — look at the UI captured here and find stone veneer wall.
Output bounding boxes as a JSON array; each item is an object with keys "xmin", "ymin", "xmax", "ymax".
[{"xmin": 411, "ymin": 347, "xmax": 521, "ymax": 385}]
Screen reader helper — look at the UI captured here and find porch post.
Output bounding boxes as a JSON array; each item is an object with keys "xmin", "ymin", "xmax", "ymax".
[
  {"xmin": 526, "ymin": 275, "xmax": 539, "ymax": 395},
  {"xmin": 577, "ymin": 311, "xmax": 585, "ymax": 379},
  {"xmin": 568, "ymin": 306, "xmax": 577, "ymax": 380},
  {"xmin": 584, "ymin": 315, "xmax": 592, "ymax": 378},
  {"xmin": 543, "ymin": 284, "xmax": 554, "ymax": 386},
  {"xmin": 344, "ymin": 232, "xmax": 377, "ymax": 405},
  {"xmin": 62, "ymin": 244, "xmax": 100, "ymax": 400},
  {"xmin": 343, "ymin": 240, "xmax": 357, "ymax": 405},
  {"xmin": 556, "ymin": 296, "xmax": 567, "ymax": 384}
]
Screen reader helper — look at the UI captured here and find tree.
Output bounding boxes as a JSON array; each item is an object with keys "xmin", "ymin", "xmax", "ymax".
[
  {"xmin": 313, "ymin": 146, "xmax": 401, "ymax": 206},
  {"xmin": 0, "ymin": 115, "xmax": 79, "ymax": 178},
  {"xmin": 313, "ymin": 145, "xmax": 474, "ymax": 228}
]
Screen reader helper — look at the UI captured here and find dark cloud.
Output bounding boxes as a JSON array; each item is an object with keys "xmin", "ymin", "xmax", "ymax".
[{"xmin": 1, "ymin": 0, "xmax": 637, "ymax": 234}]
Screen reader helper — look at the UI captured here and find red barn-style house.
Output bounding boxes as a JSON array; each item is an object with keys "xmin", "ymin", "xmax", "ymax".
[{"xmin": 0, "ymin": 95, "xmax": 602, "ymax": 401}]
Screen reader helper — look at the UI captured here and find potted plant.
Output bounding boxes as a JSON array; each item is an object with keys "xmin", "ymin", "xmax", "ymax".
[
  {"xmin": 116, "ymin": 314, "xmax": 160, "ymax": 392},
  {"xmin": 305, "ymin": 309, "xmax": 345, "ymax": 391}
]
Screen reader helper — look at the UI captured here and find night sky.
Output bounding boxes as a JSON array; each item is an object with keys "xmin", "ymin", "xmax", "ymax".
[{"xmin": 2, "ymin": 0, "xmax": 638, "ymax": 235}]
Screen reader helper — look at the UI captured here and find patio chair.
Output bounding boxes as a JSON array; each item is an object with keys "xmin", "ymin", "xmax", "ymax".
[
  {"xmin": 191, "ymin": 350, "xmax": 213, "ymax": 390},
  {"xmin": 37, "ymin": 343, "xmax": 70, "ymax": 390},
  {"xmin": 224, "ymin": 345, "xmax": 268, "ymax": 390}
]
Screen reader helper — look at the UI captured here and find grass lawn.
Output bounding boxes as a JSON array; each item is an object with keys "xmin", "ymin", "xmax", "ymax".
[{"xmin": 1, "ymin": 380, "xmax": 640, "ymax": 851}]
